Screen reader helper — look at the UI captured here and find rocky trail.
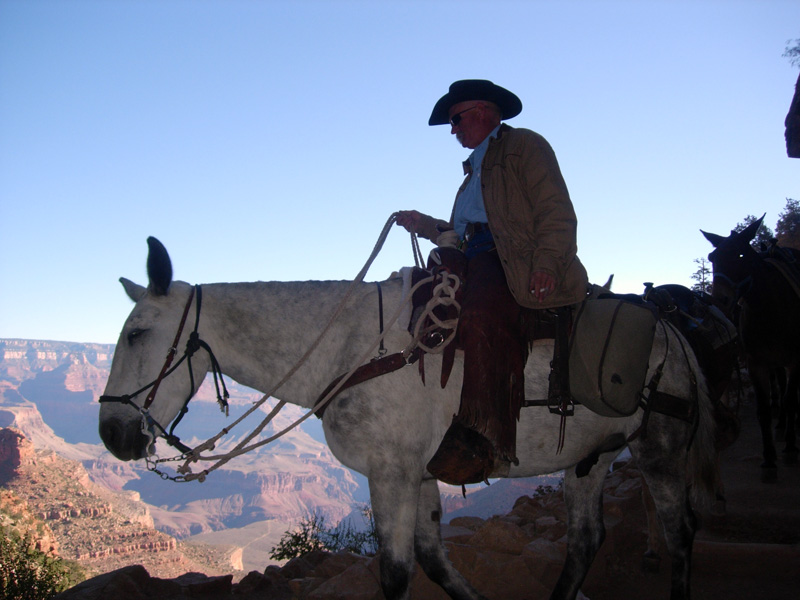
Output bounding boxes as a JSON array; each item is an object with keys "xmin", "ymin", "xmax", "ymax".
[{"xmin": 582, "ymin": 397, "xmax": 800, "ymax": 600}]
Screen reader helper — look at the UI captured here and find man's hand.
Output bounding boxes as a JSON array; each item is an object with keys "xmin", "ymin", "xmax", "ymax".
[
  {"xmin": 396, "ymin": 210, "xmax": 423, "ymax": 232},
  {"xmin": 530, "ymin": 271, "xmax": 556, "ymax": 303}
]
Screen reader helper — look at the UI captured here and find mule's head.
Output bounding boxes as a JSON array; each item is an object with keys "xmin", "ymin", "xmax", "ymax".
[
  {"xmin": 701, "ymin": 216, "xmax": 763, "ymax": 315},
  {"xmin": 99, "ymin": 237, "xmax": 209, "ymax": 461}
]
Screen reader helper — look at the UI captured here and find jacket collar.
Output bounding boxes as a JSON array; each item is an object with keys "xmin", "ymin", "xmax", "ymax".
[{"xmin": 462, "ymin": 123, "xmax": 512, "ymax": 175}]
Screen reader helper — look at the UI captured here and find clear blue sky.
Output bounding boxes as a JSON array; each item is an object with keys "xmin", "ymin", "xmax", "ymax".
[{"xmin": 1, "ymin": 0, "xmax": 798, "ymax": 344}]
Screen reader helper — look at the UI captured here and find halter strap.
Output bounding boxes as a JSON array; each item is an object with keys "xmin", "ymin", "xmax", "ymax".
[
  {"xmin": 99, "ymin": 287, "xmax": 198, "ymax": 408},
  {"xmin": 143, "ymin": 286, "xmax": 196, "ymax": 409},
  {"xmin": 99, "ymin": 284, "xmax": 229, "ymax": 454}
]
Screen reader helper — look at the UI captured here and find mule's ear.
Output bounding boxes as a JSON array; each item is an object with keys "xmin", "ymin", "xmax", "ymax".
[
  {"xmin": 700, "ymin": 229, "xmax": 726, "ymax": 248},
  {"xmin": 739, "ymin": 215, "xmax": 765, "ymax": 243},
  {"xmin": 120, "ymin": 277, "xmax": 147, "ymax": 302},
  {"xmin": 146, "ymin": 236, "xmax": 173, "ymax": 296}
]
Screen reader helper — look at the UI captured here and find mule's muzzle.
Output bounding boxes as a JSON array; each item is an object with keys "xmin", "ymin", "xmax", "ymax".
[{"xmin": 99, "ymin": 416, "xmax": 153, "ymax": 461}]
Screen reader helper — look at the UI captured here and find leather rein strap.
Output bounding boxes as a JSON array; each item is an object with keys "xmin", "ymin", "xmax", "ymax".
[
  {"xmin": 313, "ymin": 280, "xmax": 418, "ymax": 419},
  {"xmin": 313, "ymin": 349, "xmax": 420, "ymax": 419}
]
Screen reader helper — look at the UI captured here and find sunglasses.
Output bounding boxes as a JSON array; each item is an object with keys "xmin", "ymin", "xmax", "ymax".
[{"xmin": 449, "ymin": 105, "xmax": 478, "ymax": 127}]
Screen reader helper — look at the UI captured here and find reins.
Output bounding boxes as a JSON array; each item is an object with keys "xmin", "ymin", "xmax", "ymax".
[{"xmin": 129, "ymin": 213, "xmax": 446, "ymax": 483}]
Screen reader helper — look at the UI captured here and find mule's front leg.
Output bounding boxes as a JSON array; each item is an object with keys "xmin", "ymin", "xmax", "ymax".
[
  {"xmin": 781, "ymin": 368, "xmax": 798, "ymax": 462},
  {"xmin": 751, "ymin": 364, "xmax": 778, "ymax": 479},
  {"xmin": 414, "ymin": 479, "xmax": 487, "ymax": 600},
  {"xmin": 370, "ymin": 473, "xmax": 421, "ymax": 600}
]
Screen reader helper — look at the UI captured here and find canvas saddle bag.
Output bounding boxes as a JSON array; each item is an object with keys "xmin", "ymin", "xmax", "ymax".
[{"xmin": 568, "ymin": 297, "xmax": 658, "ymax": 417}]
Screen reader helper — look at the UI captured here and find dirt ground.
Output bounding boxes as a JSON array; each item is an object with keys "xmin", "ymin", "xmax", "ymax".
[{"xmin": 582, "ymin": 397, "xmax": 800, "ymax": 600}]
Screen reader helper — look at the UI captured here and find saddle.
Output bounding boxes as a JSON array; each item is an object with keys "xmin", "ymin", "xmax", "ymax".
[
  {"xmin": 408, "ymin": 247, "xmax": 565, "ymax": 383},
  {"xmin": 314, "ymin": 247, "xmax": 572, "ymax": 486},
  {"xmin": 412, "ymin": 248, "xmax": 572, "ymax": 485}
]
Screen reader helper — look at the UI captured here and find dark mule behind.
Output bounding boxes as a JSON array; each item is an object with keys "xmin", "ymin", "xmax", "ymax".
[
  {"xmin": 786, "ymin": 70, "xmax": 800, "ymax": 158},
  {"xmin": 702, "ymin": 218, "xmax": 800, "ymax": 480}
]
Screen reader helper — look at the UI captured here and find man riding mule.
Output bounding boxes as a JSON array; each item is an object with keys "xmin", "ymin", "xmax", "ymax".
[
  {"xmin": 397, "ymin": 79, "xmax": 589, "ymax": 483},
  {"xmin": 97, "ymin": 82, "xmax": 717, "ymax": 600},
  {"xmin": 99, "ymin": 236, "xmax": 715, "ymax": 600}
]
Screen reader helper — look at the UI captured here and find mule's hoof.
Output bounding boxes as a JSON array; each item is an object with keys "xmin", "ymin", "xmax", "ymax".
[
  {"xmin": 642, "ymin": 550, "xmax": 661, "ymax": 573},
  {"xmin": 760, "ymin": 464, "xmax": 778, "ymax": 483}
]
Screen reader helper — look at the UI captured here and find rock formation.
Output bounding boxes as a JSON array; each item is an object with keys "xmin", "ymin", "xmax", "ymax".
[
  {"xmin": 0, "ymin": 427, "xmax": 236, "ymax": 579},
  {"xmin": 52, "ymin": 435, "xmax": 800, "ymax": 600},
  {"xmin": 51, "ymin": 461, "xmax": 651, "ymax": 599}
]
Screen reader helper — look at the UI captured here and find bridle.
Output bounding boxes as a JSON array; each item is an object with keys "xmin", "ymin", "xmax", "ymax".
[
  {"xmin": 99, "ymin": 284, "xmax": 229, "ymax": 454},
  {"xmin": 708, "ymin": 247, "xmax": 755, "ymax": 316},
  {"xmin": 711, "ymin": 271, "xmax": 752, "ymax": 311}
]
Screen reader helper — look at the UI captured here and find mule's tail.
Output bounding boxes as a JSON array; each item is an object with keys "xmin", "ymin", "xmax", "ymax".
[{"xmin": 687, "ymin": 374, "xmax": 718, "ymax": 510}]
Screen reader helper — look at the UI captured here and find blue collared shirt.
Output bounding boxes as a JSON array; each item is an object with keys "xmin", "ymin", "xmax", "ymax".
[{"xmin": 453, "ymin": 124, "xmax": 502, "ymax": 237}]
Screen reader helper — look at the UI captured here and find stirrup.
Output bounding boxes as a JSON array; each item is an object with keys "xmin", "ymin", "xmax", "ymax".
[
  {"xmin": 548, "ymin": 305, "xmax": 574, "ymax": 453},
  {"xmin": 426, "ymin": 422, "xmax": 496, "ymax": 486},
  {"xmin": 548, "ymin": 305, "xmax": 574, "ymax": 416}
]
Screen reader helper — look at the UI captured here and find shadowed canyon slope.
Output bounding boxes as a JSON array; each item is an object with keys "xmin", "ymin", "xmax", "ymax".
[{"xmin": 0, "ymin": 338, "xmax": 371, "ymax": 573}]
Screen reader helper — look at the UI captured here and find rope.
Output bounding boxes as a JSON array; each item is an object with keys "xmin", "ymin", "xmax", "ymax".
[
  {"xmin": 408, "ymin": 271, "xmax": 460, "ymax": 354},
  {"xmin": 411, "ymin": 229, "xmax": 425, "ymax": 268},
  {"xmin": 167, "ymin": 213, "xmax": 446, "ymax": 482}
]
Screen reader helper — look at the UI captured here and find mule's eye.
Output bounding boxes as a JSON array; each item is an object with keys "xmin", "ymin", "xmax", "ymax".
[{"xmin": 127, "ymin": 328, "xmax": 147, "ymax": 344}]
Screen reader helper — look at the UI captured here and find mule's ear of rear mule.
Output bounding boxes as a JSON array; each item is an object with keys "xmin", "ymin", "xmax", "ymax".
[
  {"xmin": 739, "ymin": 214, "xmax": 765, "ymax": 243},
  {"xmin": 700, "ymin": 229, "xmax": 726, "ymax": 248},
  {"xmin": 146, "ymin": 236, "xmax": 173, "ymax": 296}
]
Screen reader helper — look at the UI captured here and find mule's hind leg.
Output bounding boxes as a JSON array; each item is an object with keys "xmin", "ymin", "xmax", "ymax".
[
  {"xmin": 413, "ymin": 478, "xmax": 487, "ymax": 600},
  {"xmin": 641, "ymin": 478, "xmax": 664, "ymax": 572},
  {"xmin": 635, "ymin": 445, "xmax": 697, "ymax": 599},
  {"xmin": 550, "ymin": 454, "xmax": 614, "ymax": 600}
]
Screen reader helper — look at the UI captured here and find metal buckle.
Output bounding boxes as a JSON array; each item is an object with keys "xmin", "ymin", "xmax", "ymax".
[
  {"xmin": 464, "ymin": 222, "xmax": 487, "ymax": 242},
  {"xmin": 464, "ymin": 223, "xmax": 476, "ymax": 241}
]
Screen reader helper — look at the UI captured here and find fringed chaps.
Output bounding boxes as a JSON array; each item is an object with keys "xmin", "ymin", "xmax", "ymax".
[{"xmin": 455, "ymin": 250, "xmax": 528, "ymax": 464}]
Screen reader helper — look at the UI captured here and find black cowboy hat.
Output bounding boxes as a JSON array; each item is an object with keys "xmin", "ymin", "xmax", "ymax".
[{"xmin": 428, "ymin": 79, "xmax": 522, "ymax": 126}]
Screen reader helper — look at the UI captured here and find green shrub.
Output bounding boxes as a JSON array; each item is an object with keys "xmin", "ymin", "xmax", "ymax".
[
  {"xmin": 270, "ymin": 505, "xmax": 377, "ymax": 561},
  {"xmin": 0, "ymin": 525, "xmax": 85, "ymax": 600},
  {"xmin": 533, "ymin": 482, "xmax": 562, "ymax": 497}
]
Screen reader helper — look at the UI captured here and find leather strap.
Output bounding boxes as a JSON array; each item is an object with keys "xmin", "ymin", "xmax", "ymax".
[{"xmin": 314, "ymin": 349, "xmax": 420, "ymax": 419}]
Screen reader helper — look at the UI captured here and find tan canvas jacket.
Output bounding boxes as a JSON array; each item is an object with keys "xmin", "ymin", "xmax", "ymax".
[{"xmin": 416, "ymin": 124, "xmax": 589, "ymax": 309}]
